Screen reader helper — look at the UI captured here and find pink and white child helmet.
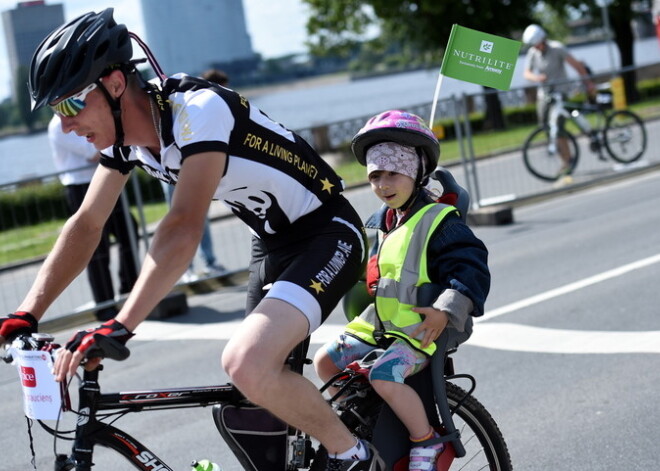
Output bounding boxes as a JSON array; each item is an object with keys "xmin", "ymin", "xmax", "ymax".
[{"xmin": 351, "ymin": 110, "xmax": 440, "ymax": 179}]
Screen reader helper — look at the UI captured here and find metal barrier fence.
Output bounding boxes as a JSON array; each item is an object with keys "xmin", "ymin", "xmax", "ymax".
[{"xmin": 1, "ymin": 63, "xmax": 659, "ymax": 320}]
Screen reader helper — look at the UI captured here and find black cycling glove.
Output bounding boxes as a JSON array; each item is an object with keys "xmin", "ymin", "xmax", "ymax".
[
  {"xmin": 65, "ymin": 319, "xmax": 134, "ymax": 357},
  {"xmin": 0, "ymin": 311, "xmax": 38, "ymax": 342}
]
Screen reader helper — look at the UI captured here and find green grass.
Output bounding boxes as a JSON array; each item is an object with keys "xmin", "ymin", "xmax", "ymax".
[{"xmin": 0, "ymin": 202, "xmax": 169, "ymax": 266}]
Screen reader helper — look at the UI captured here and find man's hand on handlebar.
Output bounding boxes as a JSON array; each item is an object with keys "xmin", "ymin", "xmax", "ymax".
[
  {"xmin": 0, "ymin": 311, "xmax": 38, "ymax": 345},
  {"xmin": 54, "ymin": 319, "xmax": 134, "ymax": 382}
]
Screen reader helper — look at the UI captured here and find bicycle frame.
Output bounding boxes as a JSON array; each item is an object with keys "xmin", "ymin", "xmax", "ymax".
[
  {"xmin": 48, "ymin": 352, "xmax": 471, "ymax": 471},
  {"xmin": 7, "ymin": 330, "xmax": 483, "ymax": 471},
  {"xmin": 55, "ymin": 365, "xmax": 244, "ymax": 471}
]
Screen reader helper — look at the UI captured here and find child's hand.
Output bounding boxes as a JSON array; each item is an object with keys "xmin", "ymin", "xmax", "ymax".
[{"xmin": 410, "ymin": 307, "xmax": 449, "ymax": 349}]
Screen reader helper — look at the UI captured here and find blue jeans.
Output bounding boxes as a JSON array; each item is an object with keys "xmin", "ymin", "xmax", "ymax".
[{"xmin": 161, "ymin": 182, "xmax": 217, "ymax": 269}]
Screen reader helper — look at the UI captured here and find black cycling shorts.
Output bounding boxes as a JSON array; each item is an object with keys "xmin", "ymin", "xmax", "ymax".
[{"xmin": 245, "ymin": 196, "xmax": 366, "ymax": 332}]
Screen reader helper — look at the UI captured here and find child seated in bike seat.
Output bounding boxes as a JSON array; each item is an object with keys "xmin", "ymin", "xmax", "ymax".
[{"xmin": 314, "ymin": 110, "xmax": 490, "ymax": 471}]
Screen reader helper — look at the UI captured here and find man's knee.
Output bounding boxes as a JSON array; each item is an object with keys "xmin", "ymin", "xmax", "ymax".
[{"xmin": 222, "ymin": 343, "xmax": 276, "ymax": 400}]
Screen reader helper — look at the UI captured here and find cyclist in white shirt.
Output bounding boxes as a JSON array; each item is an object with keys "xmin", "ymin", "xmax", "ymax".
[
  {"xmin": 5, "ymin": 8, "xmax": 383, "ymax": 471},
  {"xmin": 522, "ymin": 24, "xmax": 595, "ymax": 175}
]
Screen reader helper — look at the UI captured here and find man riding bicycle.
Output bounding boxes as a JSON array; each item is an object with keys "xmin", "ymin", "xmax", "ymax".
[
  {"xmin": 0, "ymin": 9, "xmax": 384, "ymax": 471},
  {"xmin": 522, "ymin": 24, "xmax": 595, "ymax": 175}
]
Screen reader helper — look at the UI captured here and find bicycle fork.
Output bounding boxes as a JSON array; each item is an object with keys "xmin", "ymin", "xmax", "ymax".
[
  {"xmin": 55, "ymin": 373, "xmax": 102, "ymax": 471},
  {"xmin": 57, "ymin": 367, "xmax": 174, "ymax": 471}
]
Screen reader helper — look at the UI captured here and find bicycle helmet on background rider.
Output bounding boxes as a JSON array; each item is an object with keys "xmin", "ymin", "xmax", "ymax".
[
  {"xmin": 29, "ymin": 8, "xmax": 135, "ymax": 145},
  {"xmin": 522, "ymin": 24, "xmax": 547, "ymax": 47},
  {"xmin": 351, "ymin": 110, "xmax": 439, "ymax": 187}
]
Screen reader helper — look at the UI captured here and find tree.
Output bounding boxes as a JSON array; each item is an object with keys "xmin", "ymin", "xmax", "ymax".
[
  {"xmin": 552, "ymin": 0, "xmax": 649, "ymax": 103},
  {"xmin": 302, "ymin": 0, "xmax": 540, "ymax": 129}
]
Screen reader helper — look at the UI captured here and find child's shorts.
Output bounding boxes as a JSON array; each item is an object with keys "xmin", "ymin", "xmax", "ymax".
[{"xmin": 324, "ymin": 333, "xmax": 429, "ymax": 384}]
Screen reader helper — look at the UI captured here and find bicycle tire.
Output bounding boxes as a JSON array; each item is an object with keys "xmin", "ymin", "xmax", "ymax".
[
  {"xmin": 309, "ymin": 383, "xmax": 512, "ymax": 471},
  {"xmin": 603, "ymin": 110, "xmax": 647, "ymax": 163},
  {"xmin": 522, "ymin": 127, "xmax": 579, "ymax": 182},
  {"xmin": 446, "ymin": 382, "xmax": 513, "ymax": 471}
]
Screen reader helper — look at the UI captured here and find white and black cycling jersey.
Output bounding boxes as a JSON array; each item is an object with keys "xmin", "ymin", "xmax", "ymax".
[{"xmin": 100, "ymin": 73, "xmax": 345, "ymax": 241}]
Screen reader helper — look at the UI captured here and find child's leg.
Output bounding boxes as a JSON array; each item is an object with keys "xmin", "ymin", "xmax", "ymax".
[
  {"xmin": 369, "ymin": 340, "xmax": 431, "ymax": 438},
  {"xmin": 314, "ymin": 333, "xmax": 376, "ymax": 393}
]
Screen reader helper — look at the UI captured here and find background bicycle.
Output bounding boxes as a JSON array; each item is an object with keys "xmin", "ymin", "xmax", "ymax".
[{"xmin": 522, "ymin": 91, "xmax": 647, "ymax": 181}]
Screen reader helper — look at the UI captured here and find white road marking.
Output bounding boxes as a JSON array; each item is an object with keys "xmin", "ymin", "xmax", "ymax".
[
  {"xmin": 467, "ymin": 323, "xmax": 660, "ymax": 354},
  {"xmin": 135, "ymin": 319, "xmax": 344, "ymax": 345},
  {"xmin": 477, "ymin": 253, "xmax": 660, "ymax": 323},
  {"xmin": 135, "ymin": 254, "xmax": 660, "ymax": 354}
]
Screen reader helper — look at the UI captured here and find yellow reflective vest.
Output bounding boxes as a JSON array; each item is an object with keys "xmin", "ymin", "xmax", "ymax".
[{"xmin": 345, "ymin": 203, "xmax": 458, "ymax": 356}]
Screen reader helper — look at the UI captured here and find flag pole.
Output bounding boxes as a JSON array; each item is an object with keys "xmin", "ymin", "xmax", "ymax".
[{"xmin": 429, "ymin": 71, "xmax": 444, "ymax": 126}]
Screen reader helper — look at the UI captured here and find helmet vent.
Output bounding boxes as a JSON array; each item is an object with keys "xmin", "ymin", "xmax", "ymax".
[
  {"xmin": 47, "ymin": 31, "xmax": 65, "ymax": 50},
  {"xmin": 95, "ymin": 41, "xmax": 109, "ymax": 59}
]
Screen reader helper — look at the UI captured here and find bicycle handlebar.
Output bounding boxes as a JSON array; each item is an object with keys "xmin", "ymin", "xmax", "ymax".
[{"xmin": 2, "ymin": 333, "xmax": 130, "ymax": 363}]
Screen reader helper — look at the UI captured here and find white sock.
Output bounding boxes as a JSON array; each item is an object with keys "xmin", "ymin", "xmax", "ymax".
[{"xmin": 335, "ymin": 439, "xmax": 369, "ymax": 461}]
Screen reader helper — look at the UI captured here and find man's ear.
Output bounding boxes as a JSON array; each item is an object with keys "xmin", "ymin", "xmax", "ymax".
[{"xmin": 102, "ymin": 69, "xmax": 126, "ymax": 99}]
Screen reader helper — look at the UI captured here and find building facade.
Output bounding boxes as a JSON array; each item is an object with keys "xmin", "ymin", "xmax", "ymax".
[
  {"xmin": 139, "ymin": 0, "xmax": 256, "ymax": 77},
  {"xmin": 2, "ymin": 1, "xmax": 64, "ymax": 99}
]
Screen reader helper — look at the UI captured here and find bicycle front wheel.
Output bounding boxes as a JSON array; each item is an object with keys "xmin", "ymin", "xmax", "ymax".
[
  {"xmin": 446, "ymin": 382, "xmax": 512, "ymax": 471},
  {"xmin": 522, "ymin": 127, "xmax": 579, "ymax": 182},
  {"xmin": 603, "ymin": 110, "xmax": 647, "ymax": 163}
]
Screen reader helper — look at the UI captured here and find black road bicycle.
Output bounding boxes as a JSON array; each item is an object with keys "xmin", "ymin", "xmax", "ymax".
[
  {"xmin": 522, "ymin": 92, "xmax": 647, "ymax": 181},
  {"xmin": 4, "ymin": 331, "xmax": 512, "ymax": 471}
]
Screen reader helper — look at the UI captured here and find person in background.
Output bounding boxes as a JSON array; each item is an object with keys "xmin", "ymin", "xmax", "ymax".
[
  {"xmin": 48, "ymin": 114, "xmax": 139, "ymax": 320},
  {"xmin": 314, "ymin": 111, "xmax": 490, "ymax": 471},
  {"xmin": 522, "ymin": 24, "xmax": 596, "ymax": 175},
  {"xmin": 201, "ymin": 68, "xmax": 229, "ymax": 87}
]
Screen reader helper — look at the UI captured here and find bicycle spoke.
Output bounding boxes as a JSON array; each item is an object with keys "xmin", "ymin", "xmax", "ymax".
[
  {"xmin": 604, "ymin": 110, "xmax": 647, "ymax": 163},
  {"xmin": 523, "ymin": 127, "xmax": 578, "ymax": 181}
]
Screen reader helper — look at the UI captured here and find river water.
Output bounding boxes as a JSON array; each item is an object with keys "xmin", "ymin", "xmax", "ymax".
[{"xmin": 1, "ymin": 37, "xmax": 658, "ymax": 185}]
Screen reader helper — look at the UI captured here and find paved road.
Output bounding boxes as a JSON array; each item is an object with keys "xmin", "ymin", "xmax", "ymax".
[{"xmin": 2, "ymin": 170, "xmax": 659, "ymax": 470}]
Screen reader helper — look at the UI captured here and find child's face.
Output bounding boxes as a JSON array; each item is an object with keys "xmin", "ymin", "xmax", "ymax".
[{"xmin": 368, "ymin": 170, "xmax": 415, "ymax": 209}]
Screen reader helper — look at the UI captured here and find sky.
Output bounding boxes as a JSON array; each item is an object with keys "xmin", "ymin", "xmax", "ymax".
[{"xmin": 0, "ymin": 0, "xmax": 310, "ymax": 101}]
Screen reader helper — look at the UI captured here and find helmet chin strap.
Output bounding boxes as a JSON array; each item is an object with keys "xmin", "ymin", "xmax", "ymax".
[
  {"xmin": 96, "ymin": 78, "xmax": 126, "ymax": 147},
  {"xmin": 396, "ymin": 148, "xmax": 428, "ymax": 211}
]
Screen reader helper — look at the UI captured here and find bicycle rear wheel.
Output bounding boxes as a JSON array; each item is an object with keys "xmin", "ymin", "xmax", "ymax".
[
  {"xmin": 446, "ymin": 382, "xmax": 512, "ymax": 471},
  {"xmin": 522, "ymin": 127, "xmax": 578, "ymax": 181},
  {"xmin": 603, "ymin": 110, "xmax": 647, "ymax": 163}
]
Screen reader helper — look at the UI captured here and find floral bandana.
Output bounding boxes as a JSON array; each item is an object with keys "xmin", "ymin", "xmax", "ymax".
[{"xmin": 366, "ymin": 142, "xmax": 419, "ymax": 180}]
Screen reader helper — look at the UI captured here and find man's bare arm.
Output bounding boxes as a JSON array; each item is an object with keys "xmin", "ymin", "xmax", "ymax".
[
  {"xmin": 17, "ymin": 165, "xmax": 130, "ymax": 319},
  {"xmin": 114, "ymin": 151, "xmax": 225, "ymax": 331}
]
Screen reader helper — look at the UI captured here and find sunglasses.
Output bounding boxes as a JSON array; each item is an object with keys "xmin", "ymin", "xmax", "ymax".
[{"xmin": 50, "ymin": 82, "xmax": 98, "ymax": 117}]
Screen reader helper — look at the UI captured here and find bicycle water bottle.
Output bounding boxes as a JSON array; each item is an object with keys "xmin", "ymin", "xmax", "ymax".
[
  {"xmin": 191, "ymin": 459, "xmax": 221, "ymax": 471},
  {"xmin": 570, "ymin": 109, "xmax": 591, "ymax": 133}
]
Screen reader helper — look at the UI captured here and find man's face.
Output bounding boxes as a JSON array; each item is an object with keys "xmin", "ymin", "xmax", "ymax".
[
  {"xmin": 533, "ymin": 40, "xmax": 546, "ymax": 52},
  {"xmin": 52, "ymin": 75, "xmax": 117, "ymax": 150}
]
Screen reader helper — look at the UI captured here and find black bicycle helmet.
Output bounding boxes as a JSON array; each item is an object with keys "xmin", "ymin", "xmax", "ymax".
[{"xmin": 29, "ymin": 8, "xmax": 132, "ymax": 110}]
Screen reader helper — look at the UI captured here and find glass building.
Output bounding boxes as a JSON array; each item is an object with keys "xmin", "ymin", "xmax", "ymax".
[
  {"xmin": 139, "ymin": 0, "xmax": 256, "ymax": 77},
  {"xmin": 2, "ymin": 1, "xmax": 64, "ymax": 100}
]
